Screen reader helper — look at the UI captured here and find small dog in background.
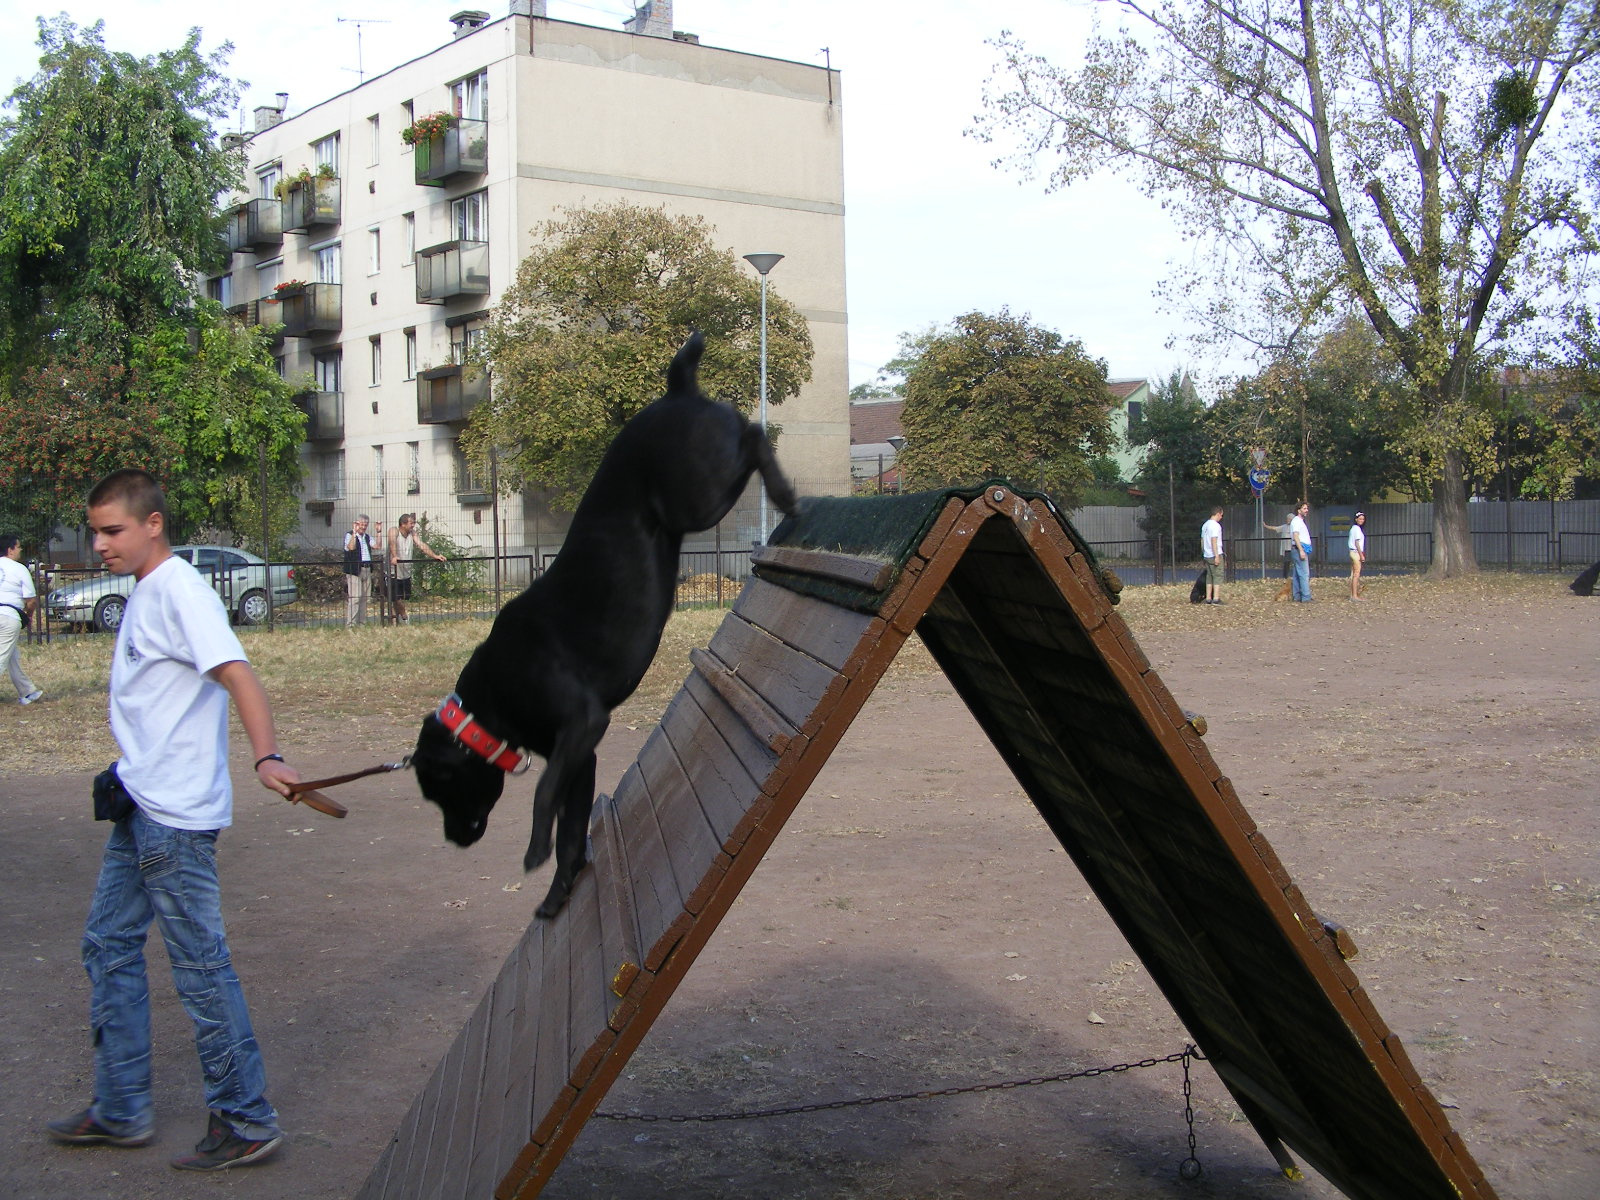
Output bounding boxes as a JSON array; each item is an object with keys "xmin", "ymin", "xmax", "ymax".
[{"xmin": 412, "ymin": 332, "xmax": 799, "ymax": 918}]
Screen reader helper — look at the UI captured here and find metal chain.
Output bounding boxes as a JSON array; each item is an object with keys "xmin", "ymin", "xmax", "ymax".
[
  {"xmin": 1179, "ymin": 1045, "xmax": 1203, "ymax": 1180},
  {"xmin": 596, "ymin": 1045, "xmax": 1204, "ymax": 1128}
]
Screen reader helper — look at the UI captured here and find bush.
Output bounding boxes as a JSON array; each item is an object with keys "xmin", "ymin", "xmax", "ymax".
[{"xmin": 410, "ymin": 516, "xmax": 486, "ymax": 598}]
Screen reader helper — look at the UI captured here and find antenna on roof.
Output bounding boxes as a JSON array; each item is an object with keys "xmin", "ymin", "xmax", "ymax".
[{"xmin": 336, "ymin": 17, "xmax": 393, "ymax": 84}]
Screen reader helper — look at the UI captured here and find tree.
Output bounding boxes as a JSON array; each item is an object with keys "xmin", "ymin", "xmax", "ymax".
[
  {"xmin": 978, "ymin": 0, "xmax": 1600, "ymax": 576},
  {"xmin": 1131, "ymin": 370, "xmax": 1218, "ymax": 555},
  {"xmin": 134, "ymin": 304, "xmax": 308, "ymax": 551},
  {"xmin": 894, "ymin": 309, "xmax": 1116, "ymax": 504},
  {"xmin": 466, "ymin": 201, "xmax": 813, "ymax": 509},
  {"xmin": 0, "ymin": 17, "xmax": 240, "ymax": 372},
  {"xmin": 0, "ymin": 350, "xmax": 177, "ymax": 549}
]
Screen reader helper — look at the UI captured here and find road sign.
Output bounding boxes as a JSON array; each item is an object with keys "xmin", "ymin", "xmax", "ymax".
[{"xmin": 1248, "ymin": 467, "xmax": 1270, "ymax": 495}]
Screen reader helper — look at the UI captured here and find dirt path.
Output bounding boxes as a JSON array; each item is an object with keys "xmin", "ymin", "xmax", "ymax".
[{"xmin": 1, "ymin": 584, "xmax": 1594, "ymax": 1199}]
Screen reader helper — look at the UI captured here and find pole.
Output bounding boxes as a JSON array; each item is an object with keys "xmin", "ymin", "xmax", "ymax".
[
  {"xmin": 260, "ymin": 445, "xmax": 275, "ymax": 630},
  {"xmin": 490, "ymin": 447, "xmax": 502, "ymax": 611},
  {"xmin": 757, "ymin": 270, "xmax": 770, "ymax": 544}
]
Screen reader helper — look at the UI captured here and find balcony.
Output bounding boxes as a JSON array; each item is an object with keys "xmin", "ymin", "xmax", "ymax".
[
  {"xmin": 223, "ymin": 299, "xmax": 284, "ymax": 347},
  {"xmin": 224, "ymin": 198, "xmax": 283, "ymax": 254},
  {"xmin": 415, "ymin": 239, "xmax": 490, "ymax": 304},
  {"xmin": 282, "ymin": 175, "xmax": 341, "ymax": 233},
  {"xmin": 270, "ymin": 283, "xmax": 342, "ymax": 337},
  {"xmin": 417, "ymin": 364, "xmax": 488, "ymax": 424},
  {"xmin": 414, "ymin": 117, "xmax": 487, "ymax": 187},
  {"xmin": 295, "ymin": 390, "xmax": 344, "ymax": 441}
]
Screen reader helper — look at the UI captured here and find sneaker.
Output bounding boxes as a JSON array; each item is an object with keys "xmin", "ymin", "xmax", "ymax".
[
  {"xmin": 20, "ymin": 689, "xmax": 42, "ymax": 705},
  {"xmin": 170, "ymin": 1113, "xmax": 282, "ymax": 1172},
  {"xmin": 46, "ymin": 1108, "xmax": 153, "ymax": 1148}
]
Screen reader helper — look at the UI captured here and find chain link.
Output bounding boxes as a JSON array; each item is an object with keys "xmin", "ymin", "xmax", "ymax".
[{"xmin": 596, "ymin": 1045, "xmax": 1204, "ymax": 1126}]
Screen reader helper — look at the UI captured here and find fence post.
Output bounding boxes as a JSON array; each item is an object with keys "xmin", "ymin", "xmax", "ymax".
[{"xmin": 260, "ymin": 444, "xmax": 275, "ymax": 631}]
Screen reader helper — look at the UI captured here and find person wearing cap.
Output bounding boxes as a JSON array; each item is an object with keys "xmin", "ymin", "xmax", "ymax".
[{"xmin": 1348, "ymin": 510, "xmax": 1367, "ymax": 600}]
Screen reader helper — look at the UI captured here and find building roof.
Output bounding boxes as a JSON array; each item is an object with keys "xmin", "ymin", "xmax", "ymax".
[{"xmin": 850, "ymin": 399, "xmax": 905, "ymax": 447}]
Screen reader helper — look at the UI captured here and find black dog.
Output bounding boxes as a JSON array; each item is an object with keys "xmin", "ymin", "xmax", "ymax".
[{"xmin": 412, "ymin": 332, "xmax": 799, "ymax": 918}]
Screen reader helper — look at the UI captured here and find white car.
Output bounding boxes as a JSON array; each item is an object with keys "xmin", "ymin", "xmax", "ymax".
[{"xmin": 46, "ymin": 545, "xmax": 297, "ymax": 632}]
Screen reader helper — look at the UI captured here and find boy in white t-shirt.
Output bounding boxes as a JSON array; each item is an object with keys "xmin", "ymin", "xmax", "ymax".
[
  {"xmin": 1199, "ymin": 507, "xmax": 1225, "ymax": 604},
  {"xmin": 47, "ymin": 470, "xmax": 302, "ymax": 1173}
]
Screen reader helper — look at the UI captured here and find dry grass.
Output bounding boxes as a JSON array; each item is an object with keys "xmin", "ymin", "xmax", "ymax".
[{"xmin": 0, "ymin": 571, "xmax": 1572, "ymax": 776}]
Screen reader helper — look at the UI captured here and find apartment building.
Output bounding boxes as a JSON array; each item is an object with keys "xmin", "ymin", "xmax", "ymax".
[{"xmin": 213, "ymin": 1, "xmax": 847, "ymax": 554}]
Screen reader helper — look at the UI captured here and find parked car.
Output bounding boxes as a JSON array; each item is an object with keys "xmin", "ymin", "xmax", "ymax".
[{"xmin": 46, "ymin": 546, "xmax": 297, "ymax": 633}]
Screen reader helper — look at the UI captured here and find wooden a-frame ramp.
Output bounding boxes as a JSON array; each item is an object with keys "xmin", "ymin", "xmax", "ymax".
[{"xmin": 358, "ymin": 483, "xmax": 1498, "ymax": 1200}]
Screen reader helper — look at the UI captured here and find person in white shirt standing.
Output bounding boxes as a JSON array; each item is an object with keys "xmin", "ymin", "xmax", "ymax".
[
  {"xmin": 1348, "ymin": 510, "xmax": 1367, "ymax": 600},
  {"xmin": 47, "ymin": 469, "xmax": 302, "ymax": 1172},
  {"xmin": 0, "ymin": 533, "xmax": 43, "ymax": 704},
  {"xmin": 1288, "ymin": 502, "xmax": 1315, "ymax": 602},
  {"xmin": 1200, "ymin": 506, "xmax": 1225, "ymax": 604}
]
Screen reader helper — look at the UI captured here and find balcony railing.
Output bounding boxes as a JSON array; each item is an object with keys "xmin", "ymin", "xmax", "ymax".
[
  {"xmin": 415, "ymin": 239, "xmax": 490, "ymax": 303},
  {"xmin": 224, "ymin": 299, "xmax": 284, "ymax": 346},
  {"xmin": 224, "ymin": 198, "xmax": 283, "ymax": 253},
  {"xmin": 414, "ymin": 118, "xmax": 487, "ymax": 186},
  {"xmin": 282, "ymin": 176, "xmax": 341, "ymax": 232},
  {"xmin": 295, "ymin": 390, "xmax": 344, "ymax": 441},
  {"xmin": 271, "ymin": 283, "xmax": 342, "ymax": 337},
  {"xmin": 417, "ymin": 364, "xmax": 488, "ymax": 424}
]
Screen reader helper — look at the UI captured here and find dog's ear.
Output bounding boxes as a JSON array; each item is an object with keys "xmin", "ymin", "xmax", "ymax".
[{"xmin": 667, "ymin": 331, "xmax": 705, "ymax": 396}]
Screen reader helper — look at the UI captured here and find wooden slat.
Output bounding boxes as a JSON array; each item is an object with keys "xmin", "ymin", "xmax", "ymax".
[
  {"xmin": 749, "ymin": 543, "xmax": 895, "ymax": 590},
  {"xmin": 705, "ymin": 612, "xmax": 840, "ymax": 733},
  {"xmin": 527, "ymin": 919, "xmax": 571, "ymax": 1154},
  {"xmin": 688, "ymin": 647, "xmax": 795, "ymax": 754},
  {"xmin": 632, "ymin": 729, "xmax": 722, "ymax": 913},
  {"xmin": 564, "ymin": 870, "xmax": 608, "ymax": 1082},
  {"xmin": 657, "ymin": 683, "xmax": 765, "ymax": 848},
  {"xmin": 464, "ymin": 957, "xmax": 525, "ymax": 1199},
  {"xmin": 732, "ymin": 577, "xmax": 880, "ymax": 672},
  {"xmin": 609, "ymin": 762, "xmax": 688, "ymax": 959},
  {"xmin": 680, "ymin": 669, "xmax": 785, "ymax": 795}
]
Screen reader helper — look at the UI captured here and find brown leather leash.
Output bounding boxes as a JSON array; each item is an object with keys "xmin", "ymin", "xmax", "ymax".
[{"xmin": 284, "ymin": 758, "xmax": 411, "ymax": 818}]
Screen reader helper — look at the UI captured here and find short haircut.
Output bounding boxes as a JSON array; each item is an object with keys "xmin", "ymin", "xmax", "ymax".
[
  {"xmin": 358, "ymin": 513, "xmax": 371, "ymax": 523},
  {"xmin": 1211, "ymin": 506, "xmax": 1224, "ymax": 517},
  {"xmin": 0, "ymin": 533, "xmax": 19, "ymax": 556},
  {"xmin": 88, "ymin": 469, "xmax": 169, "ymax": 526}
]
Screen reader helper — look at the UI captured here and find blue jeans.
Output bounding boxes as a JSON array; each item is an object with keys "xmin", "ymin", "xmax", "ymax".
[
  {"xmin": 81, "ymin": 808, "xmax": 279, "ymax": 1140},
  {"xmin": 1291, "ymin": 547, "xmax": 1312, "ymax": 600}
]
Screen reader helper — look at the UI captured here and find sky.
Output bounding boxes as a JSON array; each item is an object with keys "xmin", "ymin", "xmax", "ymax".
[{"xmin": 0, "ymin": 0, "xmax": 1231, "ymax": 390}]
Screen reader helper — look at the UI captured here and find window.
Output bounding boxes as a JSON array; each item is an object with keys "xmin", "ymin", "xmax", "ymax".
[
  {"xmin": 373, "ymin": 445, "xmax": 385, "ymax": 496},
  {"xmin": 403, "ymin": 212, "xmax": 416, "ymax": 264},
  {"xmin": 256, "ymin": 163, "xmax": 282, "ymax": 198},
  {"xmin": 451, "ymin": 319, "xmax": 487, "ymax": 365},
  {"xmin": 452, "ymin": 71, "xmax": 488, "ymax": 120},
  {"xmin": 453, "ymin": 438, "xmax": 486, "ymax": 495},
  {"xmin": 452, "ymin": 191, "xmax": 487, "ymax": 242},
  {"xmin": 256, "ymin": 259, "xmax": 283, "ymax": 300},
  {"xmin": 313, "ymin": 132, "xmax": 340, "ymax": 176},
  {"xmin": 369, "ymin": 336, "xmax": 382, "ymax": 386},
  {"xmin": 206, "ymin": 274, "xmax": 232, "ymax": 307},
  {"xmin": 317, "ymin": 451, "xmax": 345, "ymax": 500},
  {"xmin": 404, "ymin": 328, "xmax": 418, "ymax": 380},
  {"xmin": 407, "ymin": 442, "xmax": 421, "ymax": 494},
  {"xmin": 313, "ymin": 350, "xmax": 342, "ymax": 393},
  {"xmin": 368, "ymin": 226, "xmax": 381, "ymax": 275},
  {"xmin": 273, "ymin": 355, "xmax": 286, "ymax": 379},
  {"xmin": 367, "ymin": 114, "xmax": 380, "ymax": 166},
  {"xmin": 313, "ymin": 242, "xmax": 341, "ymax": 284}
]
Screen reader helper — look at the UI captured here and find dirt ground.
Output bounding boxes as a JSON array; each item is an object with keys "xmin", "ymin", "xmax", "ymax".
[{"xmin": 0, "ymin": 579, "xmax": 1595, "ymax": 1199}]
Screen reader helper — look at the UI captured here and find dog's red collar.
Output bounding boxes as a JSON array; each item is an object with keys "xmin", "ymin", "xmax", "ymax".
[{"xmin": 434, "ymin": 693, "xmax": 530, "ymax": 774}]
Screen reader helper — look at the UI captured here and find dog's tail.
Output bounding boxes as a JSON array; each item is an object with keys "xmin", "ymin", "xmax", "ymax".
[{"xmin": 667, "ymin": 330, "xmax": 705, "ymax": 396}]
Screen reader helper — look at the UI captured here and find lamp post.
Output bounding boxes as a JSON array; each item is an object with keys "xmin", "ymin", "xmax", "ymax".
[{"xmin": 743, "ymin": 251, "xmax": 784, "ymax": 543}]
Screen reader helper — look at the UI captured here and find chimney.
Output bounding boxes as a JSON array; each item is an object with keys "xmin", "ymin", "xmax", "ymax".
[
  {"xmin": 623, "ymin": 0, "xmax": 673, "ymax": 39},
  {"xmin": 508, "ymin": 0, "xmax": 546, "ymax": 15},
  {"xmin": 450, "ymin": 10, "xmax": 491, "ymax": 39},
  {"xmin": 252, "ymin": 94, "xmax": 288, "ymax": 132}
]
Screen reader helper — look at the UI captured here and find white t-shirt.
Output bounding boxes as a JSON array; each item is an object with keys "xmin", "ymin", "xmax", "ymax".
[
  {"xmin": 392, "ymin": 531, "xmax": 415, "ymax": 581},
  {"xmin": 1200, "ymin": 518, "xmax": 1222, "ymax": 558},
  {"xmin": 0, "ymin": 555, "xmax": 35, "ymax": 610},
  {"xmin": 1289, "ymin": 513, "xmax": 1312, "ymax": 551},
  {"xmin": 110, "ymin": 555, "xmax": 247, "ymax": 830},
  {"xmin": 1349, "ymin": 524, "xmax": 1365, "ymax": 553}
]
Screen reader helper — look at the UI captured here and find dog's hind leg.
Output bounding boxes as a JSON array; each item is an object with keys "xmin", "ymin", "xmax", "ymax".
[{"xmin": 744, "ymin": 423, "xmax": 799, "ymax": 516}]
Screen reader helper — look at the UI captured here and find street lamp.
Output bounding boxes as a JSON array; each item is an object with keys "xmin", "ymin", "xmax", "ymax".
[{"xmin": 743, "ymin": 251, "xmax": 784, "ymax": 542}]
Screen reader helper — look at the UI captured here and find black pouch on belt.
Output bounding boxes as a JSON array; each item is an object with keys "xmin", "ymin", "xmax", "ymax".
[{"xmin": 92, "ymin": 762, "xmax": 136, "ymax": 822}]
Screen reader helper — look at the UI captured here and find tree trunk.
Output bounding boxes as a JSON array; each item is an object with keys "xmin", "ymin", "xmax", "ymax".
[{"xmin": 1429, "ymin": 444, "xmax": 1478, "ymax": 578}]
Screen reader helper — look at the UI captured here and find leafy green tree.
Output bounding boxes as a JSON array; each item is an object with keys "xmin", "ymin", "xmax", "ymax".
[
  {"xmin": 134, "ymin": 303, "xmax": 307, "ymax": 550},
  {"xmin": 0, "ymin": 349, "xmax": 177, "ymax": 548},
  {"xmin": 0, "ymin": 17, "xmax": 240, "ymax": 372},
  {"xmin": 1132, "ymin": 371, "xmax": 1218, "ymax": 556},
  {"xmin": 978, "ymin": 0, "xmax": 1600, "ymax": 576},
  {"xmin": 466, "ymin": 201, "xmax": 813, "ymax": 508},
  {"xmin": 894, "ymin": 309, "xmax": 1116, "ymax": 504}
]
